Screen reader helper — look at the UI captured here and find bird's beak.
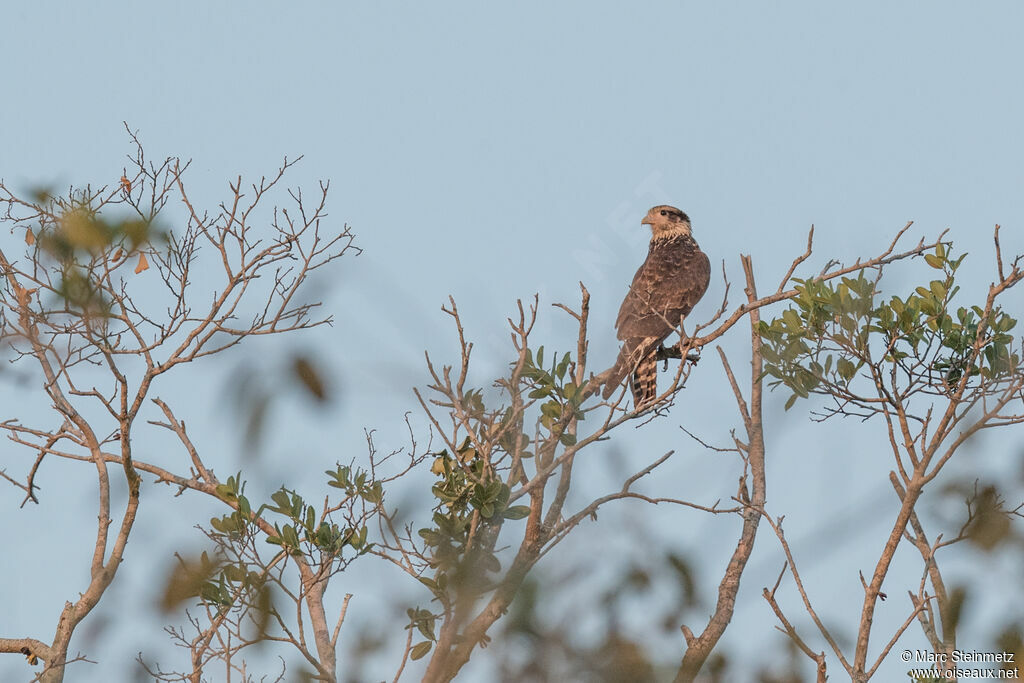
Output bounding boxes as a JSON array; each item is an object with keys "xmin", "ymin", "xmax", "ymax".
[{"xmin": 641, "ymin": 216, "xmax": 652, "ymax": 226}]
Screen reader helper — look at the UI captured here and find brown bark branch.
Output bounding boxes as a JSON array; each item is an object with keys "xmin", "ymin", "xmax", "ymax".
[{"xmin": 674, "ymin": 254, "xmax": 766, "ymax": 681}]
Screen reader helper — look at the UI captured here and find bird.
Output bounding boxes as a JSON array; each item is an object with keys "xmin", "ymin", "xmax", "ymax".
[{"xmin": 602, "ymin": 205, "xmax": 710, "ymax": 408}]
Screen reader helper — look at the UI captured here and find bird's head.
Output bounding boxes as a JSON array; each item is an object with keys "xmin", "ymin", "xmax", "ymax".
[{"xmin": 641, "ymin": 205, "xmax": 691, "ymax": 238}]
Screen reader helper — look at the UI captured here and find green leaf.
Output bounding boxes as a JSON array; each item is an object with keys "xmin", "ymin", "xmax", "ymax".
[
  {"xmin": 211, "ymin": 514, "xmax": 242, "ymax": 534},
  {"xmin": 504, "ymin": 505, "xmax": 531, "ymax": 520},
  {"xmin": 418, "ymin": 528, "xmax": 441, "ymax": 545},
  {"xmin": 783, "ymin": 309, "xmax": 802, "ymax": 331},
  {"xmin": 411, "ymin": 641, "xmax": 433, "ymax": 660},
  {"xmin": 924, "ymin": 254, "xmax": 944, "ymax": 269},
  {"xmin": 270, "ymin": 489, "xmax": 291, "ymax": 513},
  {"xmin": 837, "ymin": 357, "xmax": 855, "ymax": 382},
  {"xmin": 556, "ymin": 352, "xmax": 571, "ymax": 380},
  {"xmin": 359, "ymin": 481, "xmax": 383, "ymax": 504},
  {"xmin": 214, "ymin": 483, "xmax": 238, "ymax": 501},
  {"xmin": 417, "ymin": 617, "xmax": 437, "ymax": 641}
]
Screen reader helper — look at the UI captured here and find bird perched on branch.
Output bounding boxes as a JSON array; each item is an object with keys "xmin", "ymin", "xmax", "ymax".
[{"xmin": 603, "ymin": 205, "xmax": 710, "ymax": 408}]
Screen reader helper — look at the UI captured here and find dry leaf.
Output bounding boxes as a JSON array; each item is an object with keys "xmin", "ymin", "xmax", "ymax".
[
  {"xmin": 25, "ymin": 229, "xmax": 35, "ymax": 245},
  {"xmin": 293, "ymin": 355, "xmax": 328, "ymax": 401},
  {"xmin": 120, "ymin": 175, "xmax": 132, "ymax": 196},
  {"xmin": 14, "ymin": 284, "xmax": 36, "ymax": 310},
  {"xmin": 112, "ymin": 247, "xmax": 123, "ymax": 262},
  {"xmin": 135, "ymin": 252, "xmax": 149, "ymax": 274}
]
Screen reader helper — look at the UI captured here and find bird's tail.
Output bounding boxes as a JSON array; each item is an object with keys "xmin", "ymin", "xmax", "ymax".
[
  {"xmin": 602, "ymin": 338, "xmax": 657, "ymax": 403},
  {"xmin": 630, "ymin": 353, "xmax": 659, "ymax": 409}
]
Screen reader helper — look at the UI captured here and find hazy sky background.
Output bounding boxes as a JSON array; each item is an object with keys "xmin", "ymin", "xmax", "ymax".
[{"xmin": 3, "ymin": 2, "xmax": 1024, "ymax": 681}]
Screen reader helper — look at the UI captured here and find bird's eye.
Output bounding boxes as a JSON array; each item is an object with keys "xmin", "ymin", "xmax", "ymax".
[{"xmin": 659, "ymin": 210, "xmax": 666, "ymax": 216}]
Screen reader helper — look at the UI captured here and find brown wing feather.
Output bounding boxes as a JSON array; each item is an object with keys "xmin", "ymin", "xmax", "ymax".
[
  {"xmin": 603, "ymin": 234, "xmax": 710, "ymax": 401},
  {"xmin": 615, "ymin": 234, "xmax": 710, "ymax": 341}
]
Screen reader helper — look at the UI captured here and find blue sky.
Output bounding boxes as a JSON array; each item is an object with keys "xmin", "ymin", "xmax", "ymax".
[{"xmin": 3, "ymin": 2, "xmax": 1024, "ymax": 681}]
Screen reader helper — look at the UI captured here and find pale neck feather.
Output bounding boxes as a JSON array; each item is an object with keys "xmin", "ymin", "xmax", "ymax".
[{"xmin": 651, "ymin": 223, "xmax": 692, "ymax": 241}]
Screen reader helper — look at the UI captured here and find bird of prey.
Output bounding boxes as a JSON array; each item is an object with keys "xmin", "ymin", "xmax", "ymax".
[{"xmin": 602, "ymin": 205, "xmax": 710, "ymax": 408}]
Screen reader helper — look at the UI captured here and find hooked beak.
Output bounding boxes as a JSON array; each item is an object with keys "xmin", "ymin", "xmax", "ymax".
[{"xmin": 641, "ymin": 215, "xmax": 653, "ymax": 226}]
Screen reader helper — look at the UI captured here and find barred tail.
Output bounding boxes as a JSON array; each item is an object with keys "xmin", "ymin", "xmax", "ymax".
[
  {"xmin": 602, "ymin": 337, "xmax": 657, "ymax": 402},
  {"xmin": 630, "ymin": 353, "xmax": 658, "ymax": 408}
]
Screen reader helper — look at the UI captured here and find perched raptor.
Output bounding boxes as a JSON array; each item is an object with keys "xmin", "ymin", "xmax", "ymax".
[{"xmin": 602, "ymin": 205, "xmax": 710, "ymax": 407}]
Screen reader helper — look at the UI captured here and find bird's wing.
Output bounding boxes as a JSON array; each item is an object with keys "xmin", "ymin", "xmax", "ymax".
[{"xmin": 615, "ymin": 239, "xmax": 710, "ymax": 341}]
